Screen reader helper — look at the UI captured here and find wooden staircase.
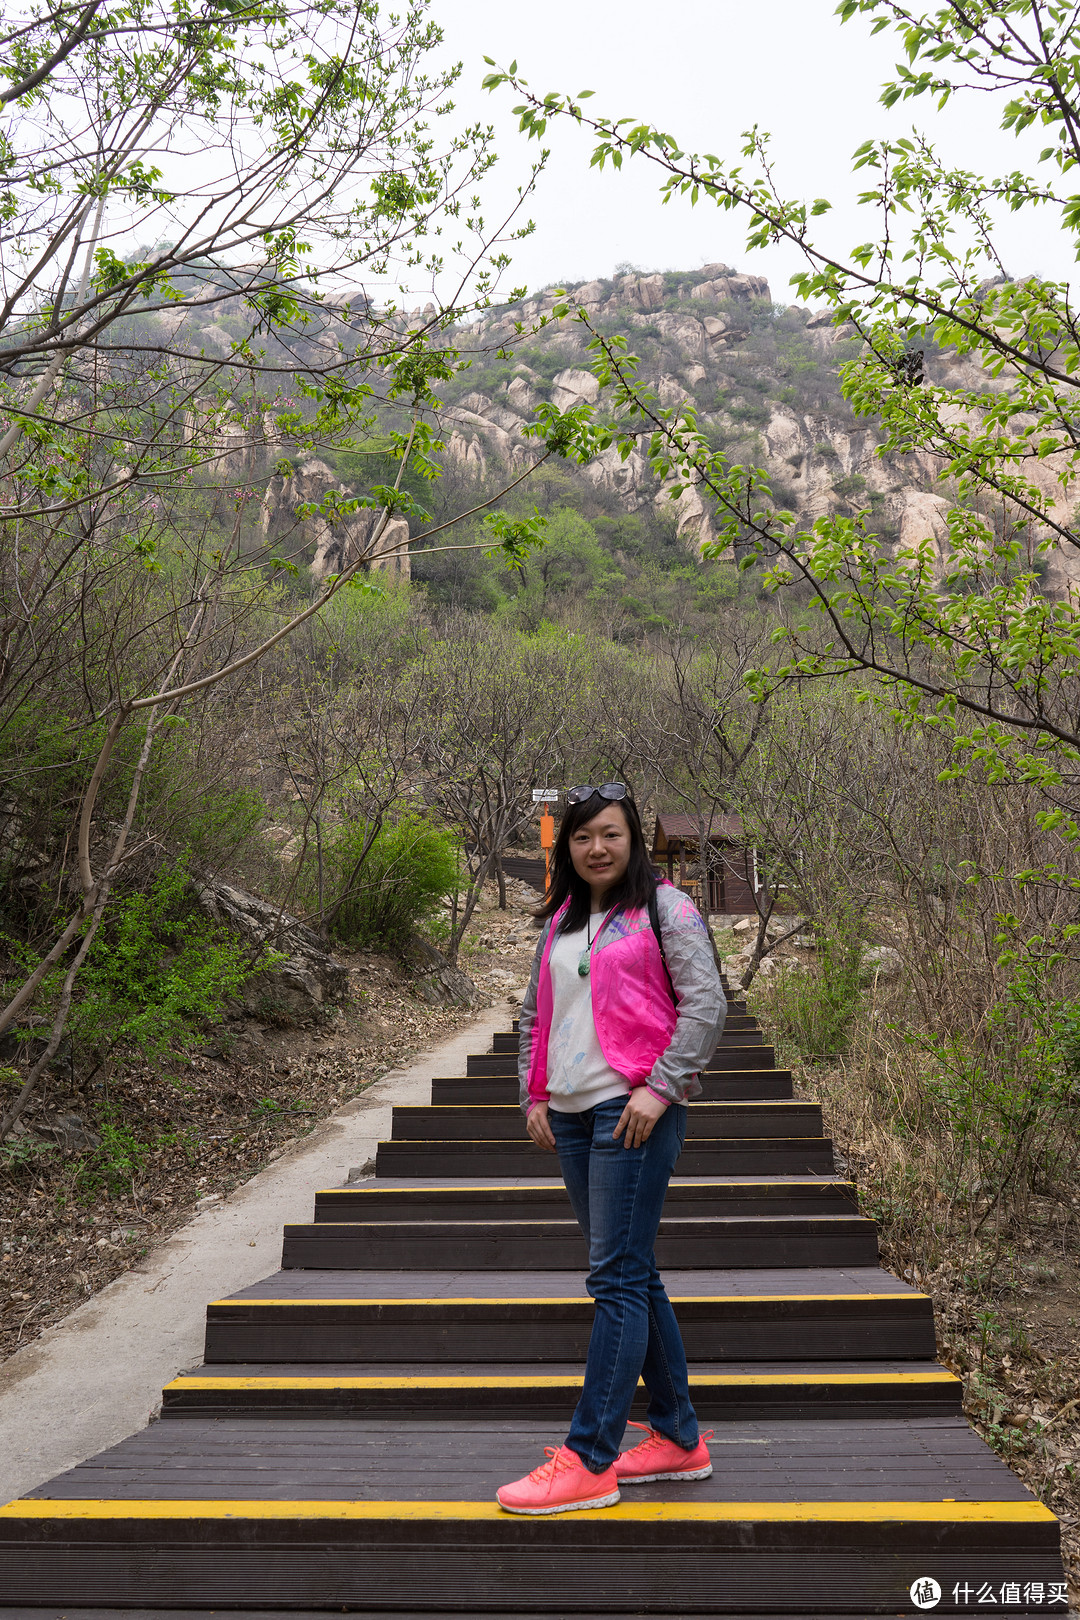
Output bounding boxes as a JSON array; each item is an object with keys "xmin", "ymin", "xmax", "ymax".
[{"xmin": 0, "ymin": 989, "xmax": 1065, "ymax": 1616}]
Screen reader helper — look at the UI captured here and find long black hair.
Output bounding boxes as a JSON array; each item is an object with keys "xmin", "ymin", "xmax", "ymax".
[{"xmin": 534, "ymin": 790, "xmax": 660, "ymax": 934}]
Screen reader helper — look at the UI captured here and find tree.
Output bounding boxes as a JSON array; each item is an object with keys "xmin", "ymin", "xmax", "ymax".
[
  {"xmin": 499, "ymin": 505, "xmax": 614, "ymax": 625},
  {"xmin": 261, "ymin": 588, "xmax": 432, "ymax": 935},
  {"xmin": 419, "ymin": 621, "xmax": 579, "ymax": 956},
  {"xmin": 484, "ymin": 7, "xmax": 1080, "ymax": 808},
  {"xmin": 608, "ymin": 623, "xmax": 769, "ymax": 932},
  {"xmin": 0, "ymin": 0, "xmax": 579, "ymax": 1139}
]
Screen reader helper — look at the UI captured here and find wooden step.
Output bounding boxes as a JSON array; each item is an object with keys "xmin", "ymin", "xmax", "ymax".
[
  {"xmin": 504, "ymin": 1002, "xmax": 751, "ymax": 1031},
  {"xmin": 202, "ymin": 1267, "xmax": 937, "ymax": 1363},
  {"xmin": 375, "ymin": 1137, "xmax": 836, "ymax": 1178},
  {"xmin": 4, "ymin": 1008, "xmax": 1067, "ymax": 1620},
  {"xmin": 160, "ymin": 1361, "xmax": 963, "ymax": 1421},
  {"xmin": 280, "ymin": 1213, "xmax": 879, "ymax": 1271},
  {"xmin": 390, "ymin": 1101, "xmax": 823, "ymax": 1143},
  {"xmin": 8, "ymin": 1612, "xmax": 1011, "ymax": 1619},
  {"xmin": 431, "ymin": 1070, "xmax": 795, "ymax": 1104},
  {"xmin": 492, "ymin": 1019, "xmax": 758, "ymax": 1053},
  {"xmin": 0, "ymin": 1418, "xmax": 1061, "ymax": 1612},
  {"xmin": 509, "ymin": 1001, "xmax": 742, "ymax": 1027},
  {"xmin": 466, "ymin": 1044, "xmax": 773, "ymax": 1076},
  {"xmin": 312, "ymin": 1177, "xmax": 860, "ymax": 1223}
]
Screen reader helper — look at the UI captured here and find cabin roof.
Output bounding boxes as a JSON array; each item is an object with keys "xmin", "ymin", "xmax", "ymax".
[{"xmin": 652, "ymin": 812, "xmax": 745, "ymax": 854}]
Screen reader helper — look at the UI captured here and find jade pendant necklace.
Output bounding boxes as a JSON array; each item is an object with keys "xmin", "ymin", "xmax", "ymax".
[{"xmin": 577, "ymin": 912, "xmax": 601, "ymax": 978}]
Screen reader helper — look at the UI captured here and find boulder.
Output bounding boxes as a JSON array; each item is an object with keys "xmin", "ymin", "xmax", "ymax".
[
  {"xmin": 572, "ymin": 279, "xmax": 607, "ymax": 310},
  {"xmin": 199, "ymin": 322, "xmax": 234, "ymax": 356},
  {"xmin": 550, "ymin": 368, "xmax": 600, "ymax": 411},
  {"xmin": 446, "ymin": 406, "xmax": 518, "ymax": 459},
  {"xmin": 655, "ymin": 478, "xmax": 718, "ymax": 555},
  {"xmin": 487, "ymin": 404, "xmax": 528, "ymax": 433},
  {"xmin": 33, "ymin": 1113, "xmax": 101, "ymax": 1153},
  {"xmin": 459, "ymin": 391, "xmax": 495, "ymax": 416},
  {"xmin": 617, "ymin": 273, "xmax": 665, "ymax": 312},
  {"xmin": 658, "ymin": 373, "xmax": 691, "ymax": 409},
  {"xmin": 763, "ymin": 407, "xmax": 811, "ymax": 464},
  {"xmin": 691, "ymin": 273, "xmax": 770, "ymax": 303},
  {"xmin": 895, "ymin": 489, "xmax": 952, "ymax": 562},
  {"xmin": 311, "ymin": 508, "xmax": 411, "ymax": 581},
  {"xmin": 584, "ymin": 442, "xmax": 651, "ymax": 511},
  {"xmin": 805, "ymin": 309, "xmax": 859, "ymax": 349},
  {"xmin": 860, "ymin": 945, "xmax": 903, "ymax": 984},
  {"xmin": 506, "ymin": 375, "xmax": 535, "ymax": 412},
  {"xmin": 651, "ymin": 312, "xmax": 707, "ymax": 362},
  {"xmin": 262, "ymin": 457, "xmax": 411, "ymax": 582},
  {"xmin": 408, "ymin": 937, "xmax": 479, "ymax": 1006},
  {"xmin": 195, "ymin": 879, "xmax": 349, "ymax": 1022}
]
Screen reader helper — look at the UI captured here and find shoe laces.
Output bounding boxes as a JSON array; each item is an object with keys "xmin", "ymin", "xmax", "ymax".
[
  {"xmin": 625, "ymin": 1422, "xmax": 669, "ymax": 1454},
  {"xmin": 529, "ymin": 1445, "xmax": 575, "ymax": 1484},
  {"xmin": 626, "ymin": 1421, "xmax": 713, "ymax": 1452}
]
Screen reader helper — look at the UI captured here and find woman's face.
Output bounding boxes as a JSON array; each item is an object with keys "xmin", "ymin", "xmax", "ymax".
[{"xmin": 568, "ymin": 802, "xmax": 633, "ymax": 901}]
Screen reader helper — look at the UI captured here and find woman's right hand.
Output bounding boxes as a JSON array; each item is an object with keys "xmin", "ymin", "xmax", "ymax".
[{"xmin": 526, "ymin": 1101, "xmax": 557, "ymax": 1153}]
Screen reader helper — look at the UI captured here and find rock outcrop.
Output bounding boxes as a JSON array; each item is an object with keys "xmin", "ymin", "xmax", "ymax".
[
  {"xmin": 194, "ymin": 879, "xmax": 349, "ymax": 1022},
  {"xmin": 407, "ymin": 937, "xmax": 479, "ymax": 1007},
  {"xmin": 426, "ymin": 261, "xmax": 1080, "ymax": 582},
  {"xmin": 261, "ymin": 457, "xmax": 411, "ymax": 582},
  {"xmin": 550, "ymin": 369, "xmax": 600, "ymax": 411}
]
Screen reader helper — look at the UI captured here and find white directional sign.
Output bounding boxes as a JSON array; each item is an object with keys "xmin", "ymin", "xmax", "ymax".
[{"xmin": 532, "ymin": 788, "xmax": 560, "ymax": 803}]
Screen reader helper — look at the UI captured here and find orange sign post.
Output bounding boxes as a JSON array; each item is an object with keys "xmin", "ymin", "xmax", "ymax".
[{"xmin": 539, "ymin": 807, "xmax": 556, "ymax": 896}]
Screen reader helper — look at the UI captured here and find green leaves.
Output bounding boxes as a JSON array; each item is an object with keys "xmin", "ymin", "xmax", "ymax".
[
  {"xmin": 525, "ymin": 399, "xmax": 604, "ymax": 463},
  {"xmin": 479, "ymin": 5, "xmax": 1080, "ymax": 782},
  {"xmin": 482, "ymin": 506, "xmax": 547, "ymax": 563}
]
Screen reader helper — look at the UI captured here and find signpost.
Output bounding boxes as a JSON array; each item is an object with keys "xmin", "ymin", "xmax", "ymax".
[{"xmin": 533, "ymin": 789, "xmax": 560, "ymax": 894}]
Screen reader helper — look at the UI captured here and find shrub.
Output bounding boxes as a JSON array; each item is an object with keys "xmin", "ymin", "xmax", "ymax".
[
  {"xmin": 755, "ymin": 921, "xmax": 865, "ymax": 1060},
  {"xmin": 62, "ymin": 861, "xmax": 256, "ymax": 1060},
  {"xmin": 324, "ymin": 812, "xmax": 460, "ymax": 951},
  {"xmin": 77, "ymin": 1111, "xmax": 150, "ymax": 1195},
  {"xmin": 917, "ymin": 954, "xmax": 1080, "ymax": 1214}
]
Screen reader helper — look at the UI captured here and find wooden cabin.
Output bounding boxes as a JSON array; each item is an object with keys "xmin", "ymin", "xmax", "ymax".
[{"xmin": 651, "ymin": 812, "xmax": 758, "ymax": 914}]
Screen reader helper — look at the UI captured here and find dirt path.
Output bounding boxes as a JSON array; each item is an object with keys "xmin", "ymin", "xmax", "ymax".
[{"xmin": 0, "ymin": 999, "xmax": 515, "ymax": 1506}]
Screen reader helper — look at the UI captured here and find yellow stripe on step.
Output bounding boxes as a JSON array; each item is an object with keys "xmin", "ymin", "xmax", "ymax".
[
  {"xmin": 0, "ymin": 1499, "xmax": 1055, "ymax": 1525},
  {"xmin": 396, "ymin": 1102, "xmax": 811, "ymax": 1110},
  {"xmin": 313, "ymin": 1180, "xmax": 857, "ymax": 1196},
  {"xmin": 382, "ymin": 1139, "xmax": 826, "ymax": 1146},
  {"xmin": 207, "ymin": 1292, "xmax": 928, "ymax": 1307},
  {"xmin": 164, "ymin": 1370, "xmax": 958, "ymax": 1391}
]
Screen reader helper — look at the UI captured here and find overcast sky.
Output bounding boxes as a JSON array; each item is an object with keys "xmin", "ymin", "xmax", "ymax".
[{"xmin": 428, "ymin": 0, "xmax": 1073, "ymax": 306}]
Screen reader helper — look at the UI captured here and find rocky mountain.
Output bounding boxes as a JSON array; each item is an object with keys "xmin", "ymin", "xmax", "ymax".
[
  {"xmin": 244, "ymin": 263, "xmax": 893, "ymax": 587},
  {"xmin": 132, "ymin": 258, "xmax": 1079, "ymax": 600},
  {"xmin": 416, "ymin": 263, "xmax": 1079, "ymax": 597}
]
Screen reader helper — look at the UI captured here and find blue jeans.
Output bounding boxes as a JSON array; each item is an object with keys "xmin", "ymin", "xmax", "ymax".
[{"xmin": 548, "ymin": 1095, "xmax": 700, "ymax": 1473}]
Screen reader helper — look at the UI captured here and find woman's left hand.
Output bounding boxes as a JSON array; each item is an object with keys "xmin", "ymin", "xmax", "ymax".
[{"xmin": 613, "ymin": 1087, "xmax": 669, "ymax": 1149}]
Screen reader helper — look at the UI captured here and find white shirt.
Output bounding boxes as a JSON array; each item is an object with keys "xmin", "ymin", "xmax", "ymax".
[{"xmin": 545, "ymin": 916, "xmax": 630, "ymax": 1113}]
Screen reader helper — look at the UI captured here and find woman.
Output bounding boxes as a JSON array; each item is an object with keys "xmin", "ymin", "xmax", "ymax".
[{"xmin": 496, "ymin": 783, "xmax": 726, "ymax": 1515}]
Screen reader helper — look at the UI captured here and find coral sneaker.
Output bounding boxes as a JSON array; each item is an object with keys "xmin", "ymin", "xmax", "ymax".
[
  {"xmin": 496, "ymin": 1445, "xmax": 621, "ymax": 1515},
  {"xmin": 613, "ymin": 1422, "xmax": 713, "ymax": 1484}
]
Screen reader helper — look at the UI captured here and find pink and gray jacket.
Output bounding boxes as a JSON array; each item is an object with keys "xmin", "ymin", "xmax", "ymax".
[{"xmin": 518, "ymin": 880, "xmax": 727, "ymax": 1113}]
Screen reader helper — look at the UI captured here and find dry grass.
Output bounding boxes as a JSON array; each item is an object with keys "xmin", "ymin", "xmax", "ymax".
[
  {"xmin": 0, "ymin": 947, "xmax": 489, "ymax": 1364},
  {"xmin": 749, "ymin": 970, "xmax": 1080, "ymax": 1601}
]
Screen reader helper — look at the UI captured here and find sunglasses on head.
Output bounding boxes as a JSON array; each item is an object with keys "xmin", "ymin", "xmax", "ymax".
[{"xmin": 565, "ymin": 782, "xmax": 629, "ymax": 806}]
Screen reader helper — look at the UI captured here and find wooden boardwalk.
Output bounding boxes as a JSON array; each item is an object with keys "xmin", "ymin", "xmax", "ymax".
[{"xmin": 0, "ymin": 988, "xmax": 1066, "ymax": 1616}]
